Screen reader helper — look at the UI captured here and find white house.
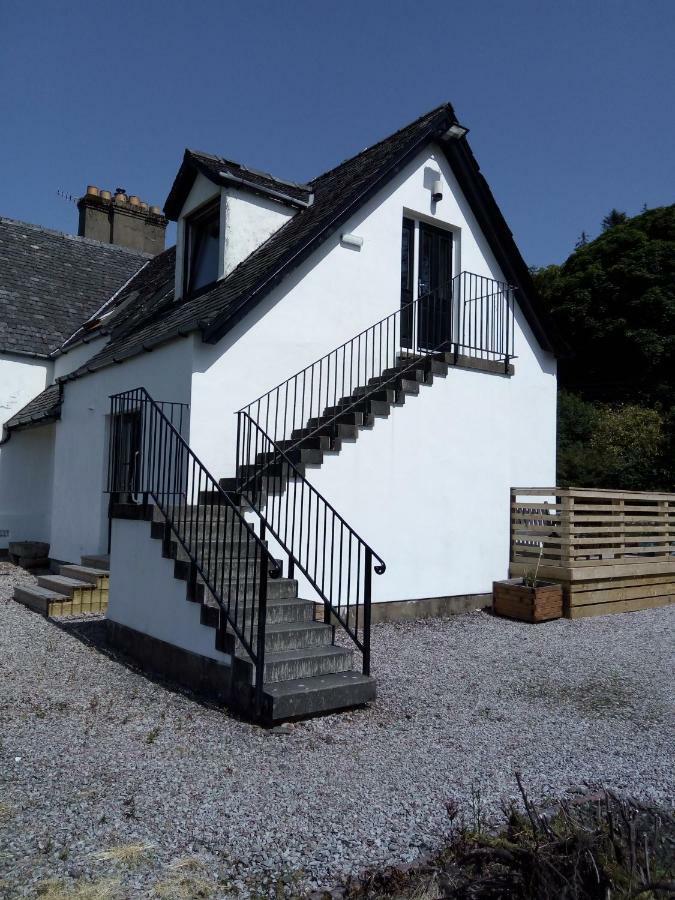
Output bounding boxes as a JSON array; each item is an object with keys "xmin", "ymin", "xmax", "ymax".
[{"xmin": 0, "ymin": 103, "xmax": 561, "ymax": 722}]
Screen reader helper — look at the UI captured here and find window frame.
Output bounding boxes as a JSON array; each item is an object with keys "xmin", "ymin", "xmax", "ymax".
[{"xmin": 182, "ymin": 198, "xmax": 221, "ymax": 297}]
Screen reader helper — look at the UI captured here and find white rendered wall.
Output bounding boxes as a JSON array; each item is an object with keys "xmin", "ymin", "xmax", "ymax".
[
  {"xmin": 0, "ymin": 353, "xmax": 51, "ymax": 428},
  {"xmin": 0, "ymin": 424, "xmax": 55, "ymax": 550},
  {"xmin": 222, "ymin": 188, "xmax": 294, "ymax": 277},
  {"xmin": 190, "ymin": 143, "xmax": 551, "ymax": 475},
  {"xmin": 52, "ymin": 336, "xmax": 109, "ymax": 381},
  {"xmin": 278, "ymin": 310, "xmax": 556, "ymax": 603},
  {"xmin": 48, "ymin": 336, "xmax": 193, "ymax": 563},
  {"xmin": 188, "ymin": 142, "xmax": 557, "ymax": 601},
  {"xmin": 108, "ymin": 517, "xmax": 232, "ymax": 664}
]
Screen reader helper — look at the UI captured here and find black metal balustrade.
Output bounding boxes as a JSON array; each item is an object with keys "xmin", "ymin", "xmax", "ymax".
[
  {"xmin": 236, "ymin": 413, "xmax": 385, "ymax": 675},
  {"xmin": 239, "ymin": 271, "xmax": 515, "ymax": 454},
  {"xmin": 107, "ymin": 387, "xmax": 282, "ymax": 714}
]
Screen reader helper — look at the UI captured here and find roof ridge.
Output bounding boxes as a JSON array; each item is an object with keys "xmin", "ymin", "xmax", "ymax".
[
  {"xmin": 0, "ymin": 216, "xmax": 152, "ymax": 259},
  {"xmin": 308, "ymin": 102, "xmax": 452, "ymax": 186}
]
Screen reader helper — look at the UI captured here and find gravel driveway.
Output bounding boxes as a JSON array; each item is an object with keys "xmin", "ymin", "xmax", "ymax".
[{"xmin": 0, "ymin": 564, "xmax": 673, "ymax": 898}]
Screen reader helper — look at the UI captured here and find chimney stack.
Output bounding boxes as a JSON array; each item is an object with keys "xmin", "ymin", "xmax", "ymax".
[{"xmin": 77, "ymin": 185, "xmax": 167, "ymax": 254}]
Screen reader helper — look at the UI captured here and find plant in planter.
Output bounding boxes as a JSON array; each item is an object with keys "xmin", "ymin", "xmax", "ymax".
[{"xmin": 493, "ymin": 547, "xmax": 563, "ymax": 623}]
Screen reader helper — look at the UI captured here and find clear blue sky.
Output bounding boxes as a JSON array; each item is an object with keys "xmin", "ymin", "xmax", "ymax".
[{"xmin": 1, "ymin": 0, "xmax": 673, "ymax": 266}]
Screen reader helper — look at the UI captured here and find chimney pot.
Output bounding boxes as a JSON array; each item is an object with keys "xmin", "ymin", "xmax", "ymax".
[{"xmin": 77, "ymin": 183, "xmax": 166, "ymax": 254}]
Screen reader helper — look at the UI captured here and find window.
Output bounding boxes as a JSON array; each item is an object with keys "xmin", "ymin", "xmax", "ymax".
[{"xmin": 183, "ymin": 200, "xmax": 220, "ymax": 295}]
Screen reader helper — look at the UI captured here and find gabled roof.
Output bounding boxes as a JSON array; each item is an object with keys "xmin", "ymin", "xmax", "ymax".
[
  {"xmin": 1, "ymin": 383, "xmax": 62, "ymax": 441},
  {"xmin": 0, "ymin": 218, "xmax": 149, "ymax": 358},
  {"xmin": 164, "ymin": 150, "xmax": 313, "ymax": 219},
  {"xmin": 60, "ymin": 103, "xmax": 563, "ymax": 384}
]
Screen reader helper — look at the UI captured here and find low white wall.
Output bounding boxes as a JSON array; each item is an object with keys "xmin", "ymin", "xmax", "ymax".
[
  {"xmin": 0, "ymin": 424, "xmax": 55, "ymax": 550},
  {"xmin": 0, "ymin": 353, "xmax": 50, "ymax": 428},
  {"xmin": 108, "ymin": 517, "xmax": 232, "ymax": 664},
  {"xmin": 49, "ymin": 336, "xmax": 193, "ymax": 563}
]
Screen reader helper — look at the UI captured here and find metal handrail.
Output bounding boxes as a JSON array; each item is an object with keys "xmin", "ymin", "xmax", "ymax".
[
  {"xmin": 239, "ymin": 271, "xmax": 516, "ymax": 454},
  {"xmin": 106, "ymin": 387, "xmax": 282, "ymax": 714},
  {"xmin": 236, "ymin": 412, "xmax": 385, "ymax": 675}
]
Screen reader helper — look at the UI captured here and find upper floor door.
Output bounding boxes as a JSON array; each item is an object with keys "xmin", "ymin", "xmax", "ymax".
[{"xmin": 400, "ymin": 219, "xmax": 453, "ymax": 352}]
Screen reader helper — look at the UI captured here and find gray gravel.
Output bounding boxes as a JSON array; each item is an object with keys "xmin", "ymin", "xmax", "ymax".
[{"xmin": 0, "ymin": 563, "xmax": 673, "ymax": 898}]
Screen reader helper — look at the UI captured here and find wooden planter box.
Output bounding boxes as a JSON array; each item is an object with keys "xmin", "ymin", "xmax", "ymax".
[{"xmin": 493, "ymin": 578, "xmax": 563, "ymax": 623}]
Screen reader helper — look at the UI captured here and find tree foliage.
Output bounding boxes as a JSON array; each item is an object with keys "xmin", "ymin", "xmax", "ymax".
[{"xmin": 534, "ymin": 206, "xmax": 675, "ymax": 491}]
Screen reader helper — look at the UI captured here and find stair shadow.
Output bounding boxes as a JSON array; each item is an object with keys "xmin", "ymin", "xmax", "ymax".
[{"xmin": 51, "ymin": 615, "xmax": 248, "ymax": 723}]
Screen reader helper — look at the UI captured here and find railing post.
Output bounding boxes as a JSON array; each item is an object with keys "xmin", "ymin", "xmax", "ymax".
[
  {"xmin": 254, "ymin": 521, "xmax": 268, "ymax": 720},
  {"xmin": 363, "ymin": 547, "xmax": 372, "ymax": 676}
]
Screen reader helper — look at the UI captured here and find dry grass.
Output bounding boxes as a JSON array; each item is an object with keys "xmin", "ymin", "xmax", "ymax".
[
  {"xmin": 35, "ymin": 877, "xmax": 121, "ymax": 900},
  {"xmin": 152, "ymin": 874, "xmax": 215, "ymax": 899},
  {"xmin": 90, "ymin": 842, "xmax": 154, "ymax": 865}
]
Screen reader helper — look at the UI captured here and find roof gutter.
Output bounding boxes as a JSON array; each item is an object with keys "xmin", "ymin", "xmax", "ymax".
[{"xmin": 218, "ymin": 172, "xmax": 314, "ymax": 209}]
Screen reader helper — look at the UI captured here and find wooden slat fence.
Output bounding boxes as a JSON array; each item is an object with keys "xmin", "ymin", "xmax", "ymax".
[{"xmin": 509, "ymin": 487, "xmax": 675, "ymax": 617}]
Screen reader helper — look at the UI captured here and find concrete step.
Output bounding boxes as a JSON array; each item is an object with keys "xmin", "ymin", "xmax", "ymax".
[
  {"xmin": 263, "ymin": 670, "xmax": 376, "ymax": 722},
  {"xmin": 60, "ymin": 564, "xmax": 109, "ymax": 587},
  {"xmin": 13, "ymin": 584, "xmax": 66, "ymax": 615},
  {"xmin": 13, "ymin": 583, "xmax": 107, "ymax": 617},
  {"xmin": 366, "ymin": 374, "xmax": 419, "ymax": 395},
  {"xmin": 201, "ymin": 597, "xmax": 315, "ymax": 630},
  {"xmin": 276, "ymin": 435, "xmax": 331, "ymax": 453},
  {"xmin": 262, "ymin": 621, "xmax": 332, "ymax": 652},
  {"xmin": 37, "ymin": 574, "xmax": 94, "ymax": 598},
  {"xmin": 263, "ymin": 645, "xmax": 354, "ymax": 683},
  {"xmin": 81, "ymin": 554, "xmax": 110, "ymax": 571},
  {"xmin": 201, "ymin": 577, "xmax": 298, "ymax": 604},
  {"xmin": 255, "ymin": 447, "xmax": 323, "ymax": 468}
]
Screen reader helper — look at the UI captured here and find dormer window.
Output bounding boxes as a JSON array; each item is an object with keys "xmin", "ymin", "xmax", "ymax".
[{"xmin": 183, "ymin": 200, "xmax": 220, "ymax": 295}]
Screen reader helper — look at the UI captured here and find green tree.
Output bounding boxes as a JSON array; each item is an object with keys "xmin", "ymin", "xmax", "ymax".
[
  {"xmin": 590, "ymin": 405, "xmax": 665, "ymax": 490},
  {"xmin": 601, "ymin": 208, "xmax": 628, "ymax": 230},
  {"xmin": 534, "ymin": 205, "xmax": 675, "ymax": 407}
]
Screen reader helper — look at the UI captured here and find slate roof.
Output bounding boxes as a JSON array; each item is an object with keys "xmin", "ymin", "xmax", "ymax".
[
  {"xmin": 60, "ymin": 102, "xmax": 563, "ymax": 385},
  {"xmin": 0, "ymin": 218, "xmax": 149, "ymax": 357},
  {"xmin": 1, "ymin": 383, "xmax": 62, "ymax": 439}
]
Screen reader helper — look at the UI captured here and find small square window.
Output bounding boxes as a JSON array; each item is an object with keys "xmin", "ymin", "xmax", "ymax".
[{"xmin": 183, "ymin": 200, "xmax": 220, "ymax": 295}]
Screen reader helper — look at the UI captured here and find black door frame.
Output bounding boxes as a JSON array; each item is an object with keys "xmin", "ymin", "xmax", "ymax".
[{"xmin": 400, "ymin": 218, "xmax": 454, "ymax": 352}]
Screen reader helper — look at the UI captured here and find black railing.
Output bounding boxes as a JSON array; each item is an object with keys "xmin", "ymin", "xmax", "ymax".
[
  {"xmin": 107, "ymin": 388, "xmax": 282, "ymax": 714},
  {"xmin": 239, "ymin": 271, "xmax": 515, "ymax": 452},
  {"xmin": 236, "ymin": 413, "xmax": 385, "ymax": 674}
]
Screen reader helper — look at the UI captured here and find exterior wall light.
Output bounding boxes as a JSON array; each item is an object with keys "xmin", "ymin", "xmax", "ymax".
[
  {"xmin": 444, "ymin": 123, "xmax": 469, "ymax": 140},
  {"xmin": 431, "ymin": 179, "xmax": 443, "ymax": 202},
  {"xmin": 340, "ymin": 233, "xmax": 363, "ymax": 249}
]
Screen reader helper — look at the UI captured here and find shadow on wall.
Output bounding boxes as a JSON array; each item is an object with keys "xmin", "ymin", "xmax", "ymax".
[{"xmin": 0, "ymin": 424, "xmax": 56, "ymax": 550}]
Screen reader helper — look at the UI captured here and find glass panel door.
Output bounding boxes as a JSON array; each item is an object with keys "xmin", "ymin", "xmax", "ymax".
[{"xmin": 417, "ymin": 223, "xmax": 452, "ymax": 351}]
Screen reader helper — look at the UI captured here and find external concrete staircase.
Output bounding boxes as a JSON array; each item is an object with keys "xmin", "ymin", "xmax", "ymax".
[
  {"xmin": 226, "ymin": 352, "xmax": 457, "ymax": 496},
  {"xmin": 111, "ymin": 501, "xmax": 376, "ymax": 723},
  {"xmin": 13, "ymin": 556, "xmax": 110, "ymax": 616}
]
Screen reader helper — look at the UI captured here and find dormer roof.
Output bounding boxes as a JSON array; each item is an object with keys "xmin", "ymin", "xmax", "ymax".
[{"xmin": 164, "ymin": 149, "xmax": 313, "ymax": 220}]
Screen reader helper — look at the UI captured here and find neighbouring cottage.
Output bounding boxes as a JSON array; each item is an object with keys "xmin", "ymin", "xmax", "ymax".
[{"xmin": 0, "ymin": 103, "xmax": 562, "ymax": 721}]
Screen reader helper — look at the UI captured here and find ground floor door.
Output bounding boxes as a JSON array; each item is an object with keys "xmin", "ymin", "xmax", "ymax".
[{"xmin": 111, "ymin": 409, "xmax": 142, "ymax": 501}]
